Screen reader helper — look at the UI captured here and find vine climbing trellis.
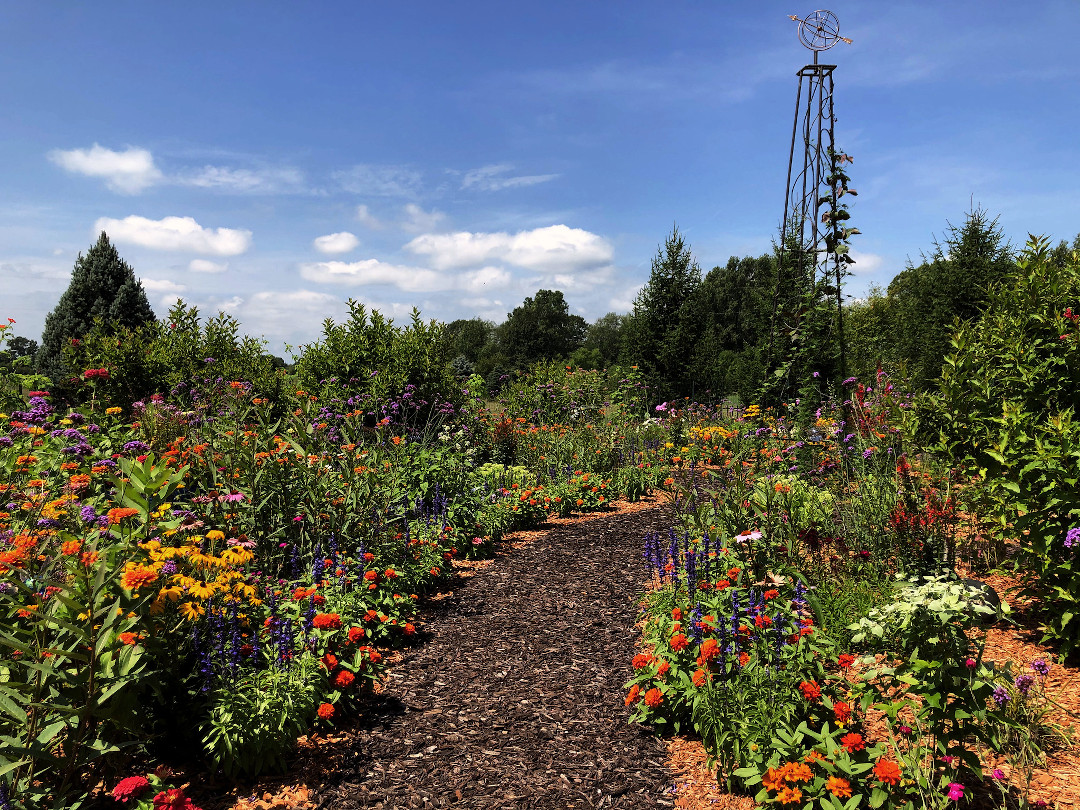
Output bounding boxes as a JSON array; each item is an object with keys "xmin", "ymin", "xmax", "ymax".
[{"xmin": 768, "ymin": 10, "xmax": 858, "ymax": 402}]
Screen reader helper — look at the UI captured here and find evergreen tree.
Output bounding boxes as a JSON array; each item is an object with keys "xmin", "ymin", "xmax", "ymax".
[
  {"xmin": 621, "ymin": 226, "xmax": 702, "ymax": 402},
  {"xmin": 36, "ymin": 232, "xmax": 156, "ymax": 383}
]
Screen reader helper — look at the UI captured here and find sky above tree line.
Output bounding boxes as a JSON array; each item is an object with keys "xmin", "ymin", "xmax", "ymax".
[{"xmin": 1, "ymin": 1, "xmax": 1076, "ymax": 353}]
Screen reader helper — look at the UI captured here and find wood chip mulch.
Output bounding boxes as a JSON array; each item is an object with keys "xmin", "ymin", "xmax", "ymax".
[{"xmin": 206, "ymin": 497, "xmax": 683, "ymax": 810}]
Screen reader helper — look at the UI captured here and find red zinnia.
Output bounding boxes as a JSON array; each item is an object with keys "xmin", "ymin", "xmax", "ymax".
[
  {"xmin": 798, "ymin": 680, "xmax": 821, "ymax": 701},
  {"xmin": 312, "ymin": 613, "xmax": 342, "ymax": 630},
  {"xmin": 873, "ymin": 758, "xmax": 902, "ymax": 786},
  {"xmin": 838, "ymin": 653, "xmax": 856, "ymax": 669},
  {"xmin": 347, "ymin": 626, "xmax": 364, "ymax": 644},
  {"xmin": 841, "ymin": 732, "xmax": 865, "ymax": 753},
  {"xmin": 152, "ymin": 788, "xmax": 196, "ymax": 810},
  {"xmin": 699, "ymin": 637, "xmax": 720, "ymax": 662},
  {"xmin": 833, "ymin": 701, "xmax": 852, "ymax": 725},
  {"xmin": 317, "ymin": 702, "xmax": 335, "ymax": 719},
  {"xmin": 334, "ymin": 669, "xmax": 356, "ymax": 688},
  {"xmin": 113, "ymin": 776, "xmax": 151, "ymax": 802},
  {"xmin": 669, "ymin": 633, "xmax": 689, "ymax": 651},
  {"xmin": 632, "ymin": 652, "xmax": 654, "ymax": 669},
  {"xmin": 625, "ymin": 684, "xmax": 641, "ymax": 706},
  {"xmin": 643, "ymin": 688, "xmax": 664, "ymax": 708}
]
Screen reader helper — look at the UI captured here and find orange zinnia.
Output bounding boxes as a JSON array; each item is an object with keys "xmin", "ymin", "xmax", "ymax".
[
  {"xmin": 841, "ymin": 732, "xmax": 865, "ymax": 753},
  {"xmin": 643, "ymin": 688, "xmax": 663, "ymax": 708},
  {"xmin": 669, "ymin": 633, "xmax": 689, "ymax": 651},
  {"xmin": 826, "ymin": 776, "xmax": 852, "ymax": 798},
  {"xmin": 625, "ymin": 684, "xmax": 641, "ymax": 706},
  {"xmin": 120, "ymin": 563, "xmax": 158, "ymax": 591},
  {"xmin": 761, "ymin": 767, "xmax": 785, "ymax": 792},
  {"xmin": 833, "ymin": 700, "xmax": 852, "ymax": 725},
  {"xmin": 317, "ymin": 702, "xmax": 334, "ymax": 719},
  {"xmin": 107, "ymin": 507, "xmax": 140, "ymax": 524},
  {"xmin": 873, "ymin": 758, "xmax": 901, "ymax": 786}
]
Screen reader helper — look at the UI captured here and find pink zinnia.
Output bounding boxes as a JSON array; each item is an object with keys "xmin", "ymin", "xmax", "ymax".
[{"xmin": 112, "ymin": 776, "xmax": 151, "ymax": 802}]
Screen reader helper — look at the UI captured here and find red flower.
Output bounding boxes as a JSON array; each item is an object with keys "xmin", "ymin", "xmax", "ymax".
[
  {"xmin": 404, "ymin": 622, "xmax": 416, "ymax": 635},
  {"xmin": 838, "ymin": 653, "xmax": 856, "ymax": 669},
  {"xmin": 763, "ymin": 589, "xmax": 780, "ymax": 600},
  {"xmin": 364, "ymin": 570, "xmax": 378, "ymax": 582},
  {"xmin": 112, "ymin": 776, "xmax": 151, "ymax": 803},
  {"xmin": 334, "ymin": 669, "xmax": 356, "ymax": 688},
  {"xmin": 632, "ymin": 652, "xmax": 654, "ymax": 669},
  {"xmin": 798, "ymin": 680, "xmax": 821, "ymax": 701},
  {"xmin": 873, "ymin": 758, "xmax": 902, "ymax": 786},
  {"xmin": 833, "ymin": 701, "xmax": 852, "ymax": 725},
  {"xmin": 656, "ymin": 661, "xmax": 670, "ymax": 676},
  {"xmin": 625, "ymin": 684, "xmax": 641, "ymax": 706},
  {"xmin": 699, "ymin": 638, "xmax": 720, "ymax": 662},
  {"xmin": 643, "ymin": 688, "xmax": 664, "ymax": 708},
  {"xmin": 322, "ymin": 653, "xmax": 338, "ymax": 670},
  {"xmin": 312, "ymin": 613, "xmax": 342, "ymax": 630},
  {"xmin": 347, "ymin": 626, "xmax": 364, "ymax": 644},
  {"xmin": 317, "ymin": 702, "xmax": 335, "ymax": 719},
  {"xmin": 152, "ymin": 788, "xmax": 197, "ymax": 810},
  {"xmin": 669, "ymin": 633, "xmax": 689, "ymax": 651},
  {"xmin": 841, "ymin": 732, "xmax": 865, "ymax": 753},
  {"xmin": 692, "ymin": 668, "xmax": 708, "ymax": 687}
]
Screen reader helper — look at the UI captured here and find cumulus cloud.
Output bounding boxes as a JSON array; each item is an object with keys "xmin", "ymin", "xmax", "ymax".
[
  {"xmin": 179, "ymin": 165, "xmax": 306, "ymax": 194},
  {"xmin": 355, "ymin": 205, "xmax": 384, "ymax": 230},
  {"xmin": 48, "ymin": 144, "xmax": 163, "ymax": 194},
  {"xmin": 313, "ymin": 231, "xmax": 360, "ymax": 255},
  {"xmin": 94, "ymin": 215, "xmax": 252, "ymax": 256},
  {"xmin": 188, "ymin": 259, "xmax": 229, "ymax": 274},
  {"xmin": 405, "ymin": 224, "xmax": 613, "ymax": 272},
  {"xmin": 299, "ymin": 259, "xmax": 511, "ymax": 294},
  {"xmin": 139, "ymin": 278, "xmax": 187, "ymax": 294},
  {"xmin": 334, "ymin": 164, "xmax": 422, "ymax": 197},
  {"xmin": 461, "ymin": 163, "xmax": 559, "ymax": 192},
  {"xmin": 848, "ymin": 250, "xmax": 885, "ymax": 275},
  {"xmin": 400, "ymin": 204, "xmax": 446, "ymax": 234}
]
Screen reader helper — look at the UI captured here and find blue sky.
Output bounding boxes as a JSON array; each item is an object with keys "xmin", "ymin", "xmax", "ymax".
[{"xmin": 2, "ymin": 1, "xmax": 1077, "ymax": 354}]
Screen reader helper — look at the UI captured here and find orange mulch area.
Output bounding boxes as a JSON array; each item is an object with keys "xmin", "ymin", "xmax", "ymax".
[{"xmin": 654, "ymin": 568, "xmax": 1080, "ymax": 810}]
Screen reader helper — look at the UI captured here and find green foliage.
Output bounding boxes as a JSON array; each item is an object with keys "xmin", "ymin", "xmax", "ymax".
[
  {"xmin": 36, "ymin": 233, "xmax": 156, "ymax": 388},
  {"xmin": 621, "ymin": 227, "xmax": 703, "ymax": 402},
  {"xmin": 936, "ymin": 236, "xmax": 1080, "ymax": 653},
  {"xmin": 496, "ymin": 289, "xmax": 587, "ymax": 368},
  {"xmin": 292, "ymin": 299, "xmax": 458, "ymax": 415},
  {"xmin": 200, "ymin": 656, "xmax": 323, "ymax": 779}
]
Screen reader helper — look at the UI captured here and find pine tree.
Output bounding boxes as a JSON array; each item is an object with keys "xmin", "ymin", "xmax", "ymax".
[
  {"xmin": 36, "ymin": 232, "xmax": 156, "ymax": 383},
  {"xmin": 621, "ymin": 227, "xmax": 703, "ymax": 402}
]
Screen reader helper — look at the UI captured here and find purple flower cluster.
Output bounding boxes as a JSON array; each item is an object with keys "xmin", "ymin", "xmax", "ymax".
[{"xmin": 1065, "ymin": 527, "xmax": 1080, "ymax": 549}]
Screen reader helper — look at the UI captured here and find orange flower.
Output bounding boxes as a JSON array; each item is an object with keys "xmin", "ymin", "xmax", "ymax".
[
  {"xmin": 826, "ymin": 776, "xmax": 852, "ymax": 798},
  {"xmin": 108, "ymin": 507, "xmax": 140, "ymax": 525},
  {"xmin": 776, "ymin": 786, "xmax": 802, "ymax": 805},
  {"xmin": 312, "ymin": 613, "xmax": 342, "ymax": 630},
  {"xmin": 347, "ymin": 626, "xmax": 364, "ymax": 644},
  {"xmin": 625, "ymin": 684, "xmax": 641, "ymax": 706},
  {"xmin": 841, "ymin": 732, "xmax": 865, "ymax": 753},
  {"xmin": 699, "ymin": 638, "xmax": 720, "ymax": 662},
  {"xmin": 632, "ymin": 652, "xmax": 654, "ymax": 669},
  {"xmin": 873, "ymin": 758, "xmax": 902, "ymax": 786},
  {"xmin": 761, "ymin": 767, "xmax": 786, "ymax": 792},
  {"xmin": 118, "ymin": 632, "xmax": 141, "ymax": 646},
  {"xmin": 68, "ymin": 474, "xmax": 91, "ymax": 492},
  {"xmin": 798, "ymin": 680, "xmax": 821, "ymax": 701},
  {"xmin": 61, "ymin": 539, "xmax": 84, "ymax": 556},
  {"xmin": 838, "ymin": 653, "xmax": 856, "ymax": 669},
  {"xmin": 121, "ymin": 563, "xmax": 158, "ymax": 591},
  {"xmin": 669, "ymin": 633, "xmax": 689, "ymax": 651},
  {"xmin": 334, "ymin": 669, "xmax": 355, "ymax": 688},
  {"xmin": 692, "ymin": 668, "xmax": 709, "ymax": 687},
  {"xmin": 317, "ymin": 702, "xmax": 335, "ymax": 719},
  {"xmin": 782, "ymin": 762, "xmax": 813, "ymax": 782},
  {"xmin": 80, "ymin": 550, "xmax": 100, "ymax": 567},
  {"xmin": 656, "ymin": 661, "xmax": 670, "ymax": 676},
  {"xmin": 322, "ymin": 653, "xmax": 338, "ymax": 670},
  {"xmin": 738, "ymin": 651, "xmax": 750, "ymax": 667},
  {"xmin": 643, "ymin": 688, "xmax": 663, "ymax": 708}
]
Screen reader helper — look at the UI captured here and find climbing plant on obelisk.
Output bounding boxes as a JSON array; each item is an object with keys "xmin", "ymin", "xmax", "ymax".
[{"xmin": 764, "ymin": 10, "xmax": 858, "ymax": 406}]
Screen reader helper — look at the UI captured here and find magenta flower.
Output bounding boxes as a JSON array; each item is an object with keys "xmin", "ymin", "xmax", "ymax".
[
  {"xmin": 946, "ymin": 783, "xmax": 964, "ymax": 801},
  {"xmin": 992, "ymin": 769, "xmax": 1006, "ymax": 780}
]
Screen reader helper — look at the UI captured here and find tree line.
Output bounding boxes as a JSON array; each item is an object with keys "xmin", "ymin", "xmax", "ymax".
[{"xmin": 6, "ymin": 214, "xmax": 1078, "ymax": 412}]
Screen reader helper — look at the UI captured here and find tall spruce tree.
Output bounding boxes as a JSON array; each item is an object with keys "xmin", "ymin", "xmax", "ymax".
[
  {"xmin": 36, "ymin": 232, "xmax": 156, "ymax": 383},
  {"xmin": 621, "ymin": 226, "xmax": 702, "ymax": 402}
]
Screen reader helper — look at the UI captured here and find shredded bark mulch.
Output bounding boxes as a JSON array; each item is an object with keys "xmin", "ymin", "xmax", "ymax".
[{"xmin": 209, "ymin": 498, "xmax": 681, "ymax": 810}]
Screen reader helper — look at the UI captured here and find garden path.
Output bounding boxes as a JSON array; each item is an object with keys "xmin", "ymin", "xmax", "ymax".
[{"xmin": 225, "ymin": 498, "xmax": 680, "ymax": 810}]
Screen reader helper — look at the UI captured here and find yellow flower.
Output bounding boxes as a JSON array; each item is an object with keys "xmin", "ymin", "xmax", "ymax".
[
  {"xmin": 187, "ymin": 581, "xmax": 216, "ymax": 600},
  {"xmin": 105, "ymin": 407, "xmax": 122, "ymax": 415},
  {"xmin": 205, "ymin": 529, "xmax": 225, "ymax": 542},
  {"xmin": 178, "ymin": 601, "xmax": 204, "ymax": 621}
]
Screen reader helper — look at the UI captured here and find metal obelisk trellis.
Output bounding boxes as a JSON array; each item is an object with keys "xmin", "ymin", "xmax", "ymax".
[{"xmin": 771, "ymin": 10, "xmax": 852, "ymax": 393}]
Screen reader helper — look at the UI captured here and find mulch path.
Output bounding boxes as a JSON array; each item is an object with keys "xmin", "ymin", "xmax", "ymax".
[{"xmin": 203, "ymin": 498, "xmax": 682, "ymax": 810}]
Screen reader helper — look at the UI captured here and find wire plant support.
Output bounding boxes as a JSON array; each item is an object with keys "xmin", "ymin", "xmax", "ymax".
[{"xmin": 770, "ymin": 10, "xmax": 854, "ymax": 395}]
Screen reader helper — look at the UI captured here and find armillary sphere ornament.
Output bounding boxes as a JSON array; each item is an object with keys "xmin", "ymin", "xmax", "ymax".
[{"xmin": 788, "ymin": 9, "xmax": 852, "ymax": 51}]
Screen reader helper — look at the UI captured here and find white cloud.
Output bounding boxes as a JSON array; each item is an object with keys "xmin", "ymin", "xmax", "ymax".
[
  {"xmin": 94, "ymin": 215, "xmax": 252, "ymax": 256},
  {"xmin": 299, "ymin": 259, "xmax": 511, "ymax": 294},
  {"xmin": 140, "ymin": 278, "xmax": 187, "ymax": 294},
  {"xmin": 188, "ymin": 259, "xmax": 229, "ymax": 274},
  {"xmin": 400, "ymin": 204, "xmax": 446, "ymax": 234},
  {"xmin": 334, "ymin": 164, "xmax": 422, "ymax": 197},
  {"xmin": 313, "ymin": 231, "xmax": 360, "ymax": 255},
  {"xmin": 300, "ymin": 258, "xmax": 445, "ymax": 292},
  {"xmin": 405, "ymin": 224, "xmax": 613, "ymax": 272},
  {"xmin": 848, "ymin": 250, "xmax": 885, "ymax": 275},
  {"xmin": 179, "ymin": 165, "xmax": 306, "ymax": 194},
  {"xmin": 48, "ymin": 144, "xmax": 163, "ymax": 194},
  {"xmin": 461, "ymin": 163, "xmax": 559, "ymax": 192},
  {"xmin": 234, "ymin": 290, "xmax": 349, "ymax": 347},
  {"xmin": 355, "ymin": 205, "xmax": 384, "ymax": 230}
]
